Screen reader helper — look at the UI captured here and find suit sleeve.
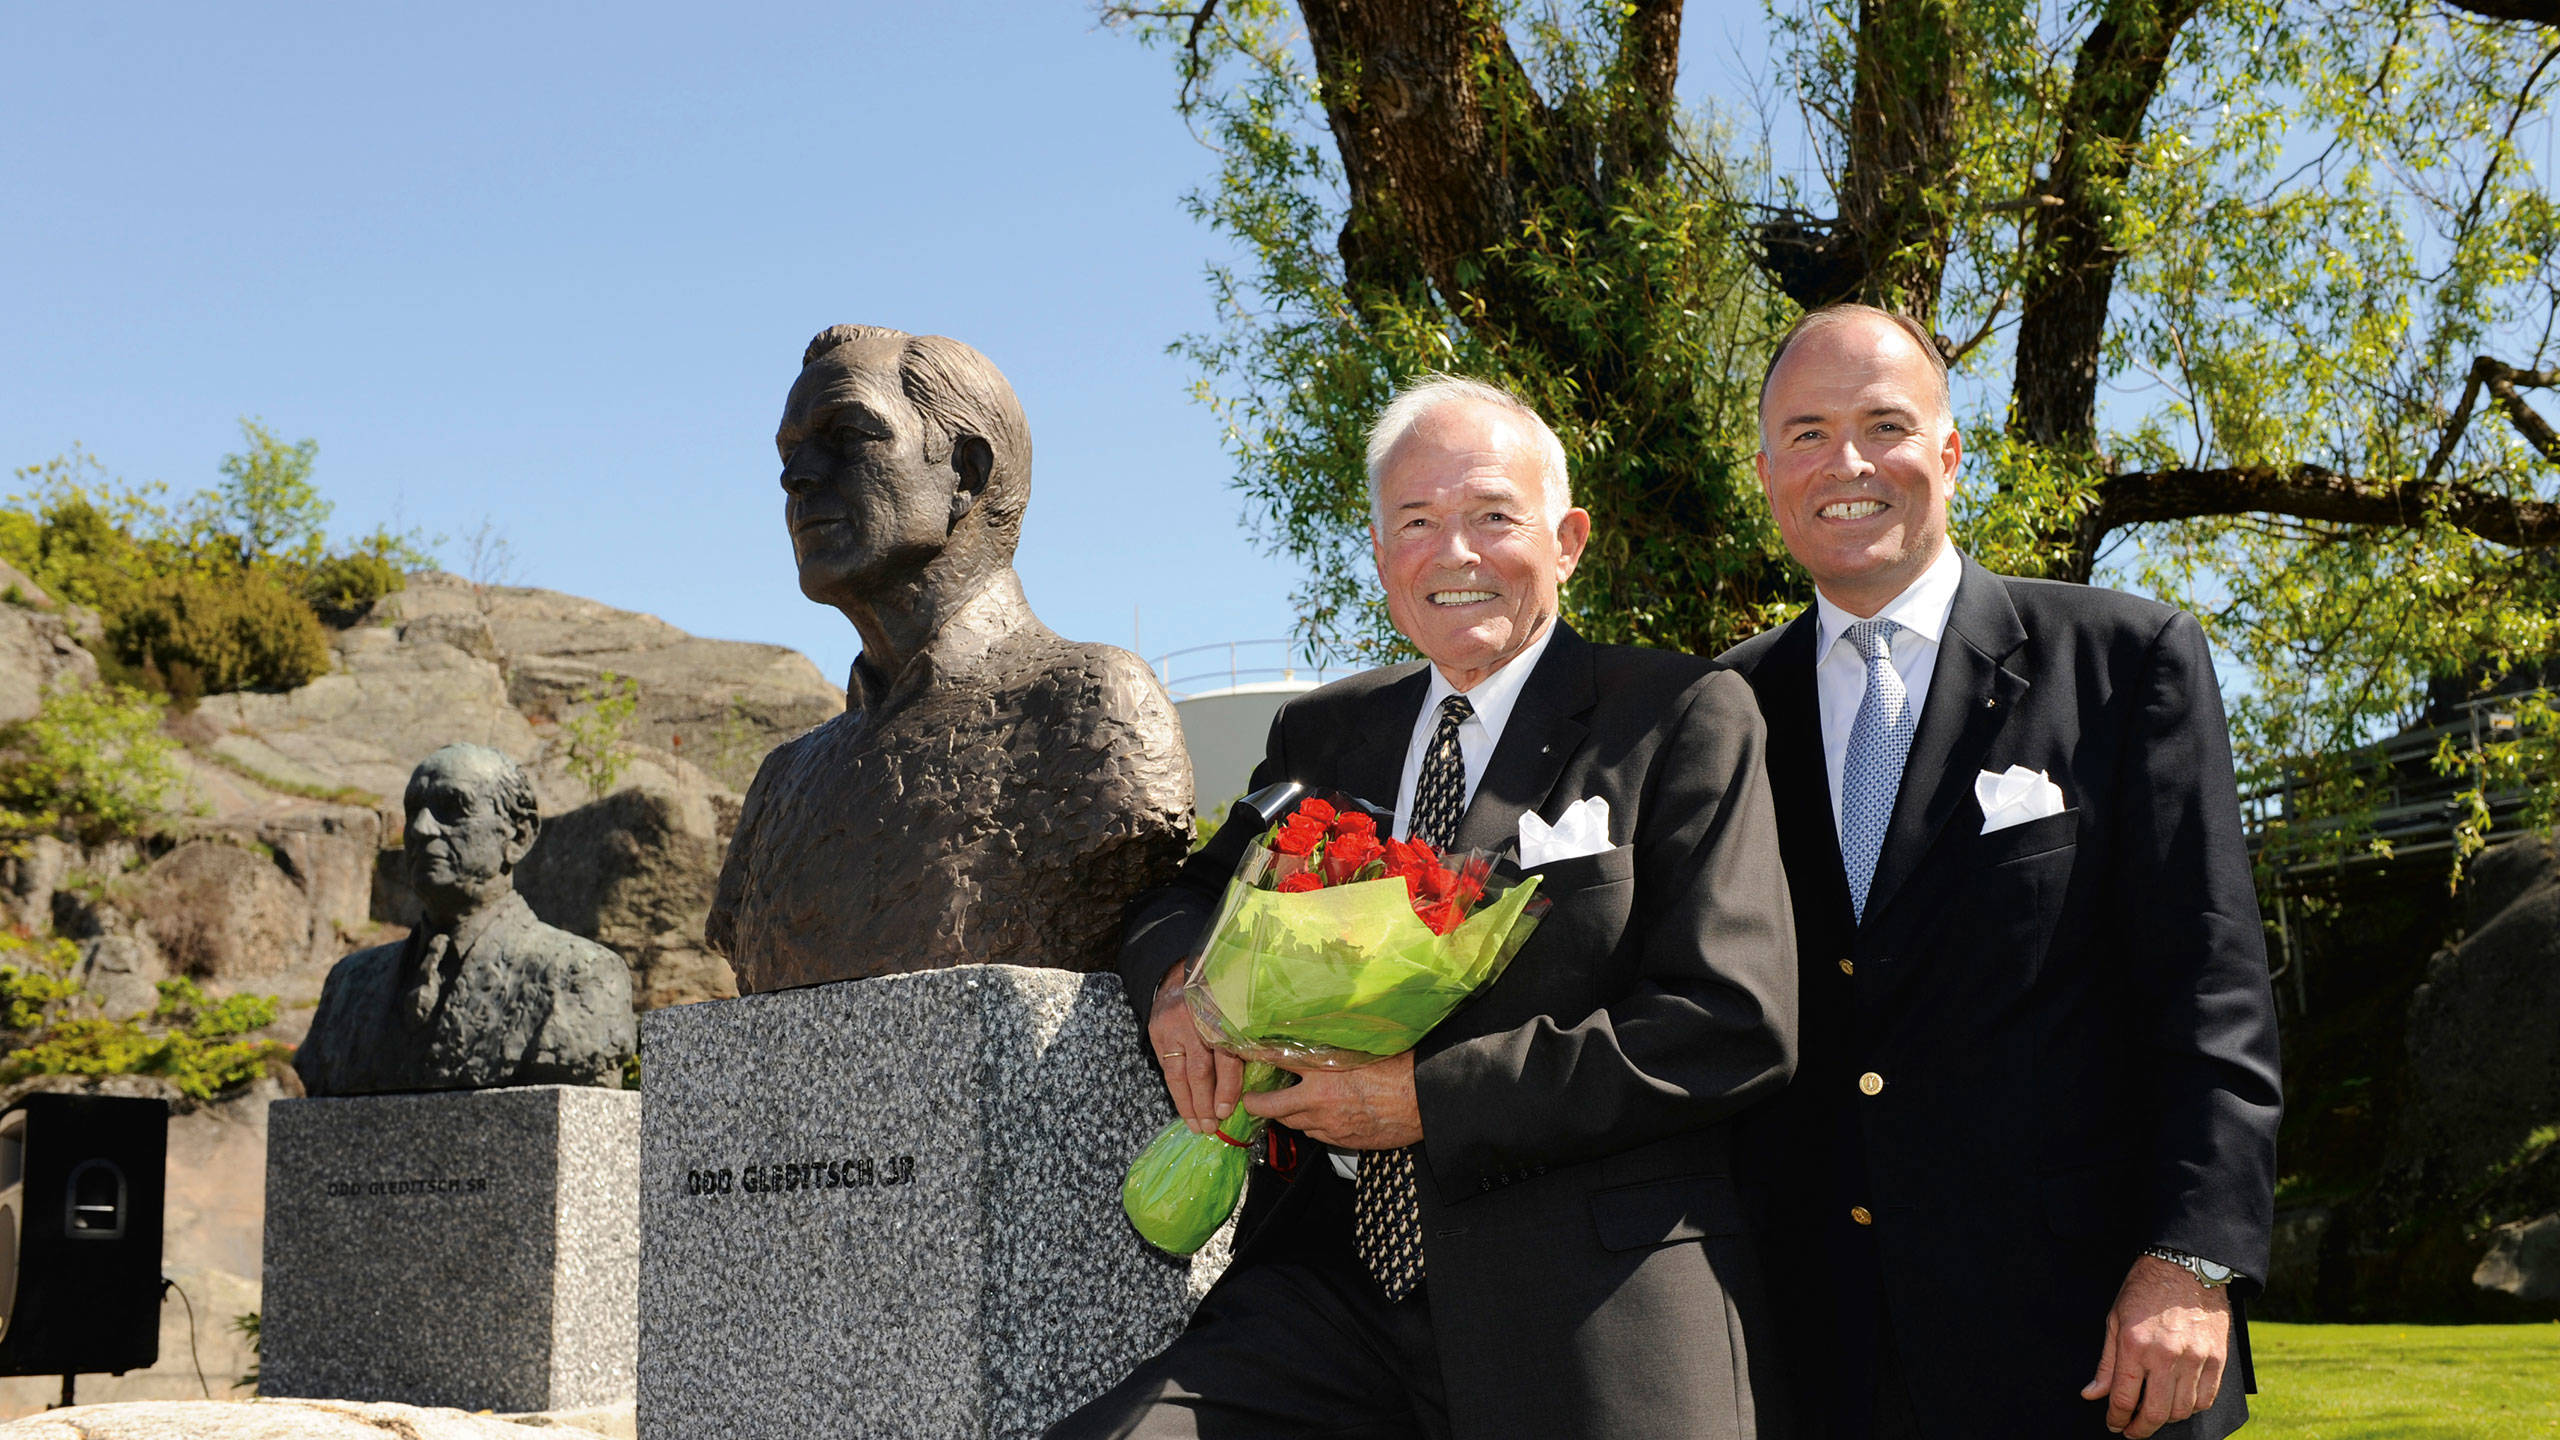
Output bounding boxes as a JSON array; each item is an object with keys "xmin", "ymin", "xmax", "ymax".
[
  {"xmin": 1113, "ymin": 703, "xmax": 1294, "ymax": 1038},
  {"xmin": 2112, "ymin": 610, "xmax": 2283, "ymax": 1285},
  {"xmin": 1414, "ymin": 669, "xmax": 1800, "ymax": 1187}
]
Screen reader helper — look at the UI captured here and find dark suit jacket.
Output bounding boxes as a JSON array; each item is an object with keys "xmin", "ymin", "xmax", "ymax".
[
  {"xmin": 1118, "ymin": 624, "xmax": 1800, "ymax": 1440},
  {"xmin": 1721, "ymin": 557, "xmax": 2283, "ymax": 1438}
]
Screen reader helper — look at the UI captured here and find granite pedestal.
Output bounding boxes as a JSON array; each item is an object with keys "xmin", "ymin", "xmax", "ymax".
[
  {"xmin": 261, "ymin": 1084, "xmax": 640, "ymax": 1411},
  {"xmin": 638, "ymin": 964, "xmax": 1225, "ymax": 1440}
]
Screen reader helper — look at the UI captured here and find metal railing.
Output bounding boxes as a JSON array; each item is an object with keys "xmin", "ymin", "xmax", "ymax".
[
  {"xmin": 2243, "ymin": 692, "xmax": 2536, "ymax": 882},
  {"xmin": 1151, "ymin": 640, "xmax": 1362, "ymax": 700}
]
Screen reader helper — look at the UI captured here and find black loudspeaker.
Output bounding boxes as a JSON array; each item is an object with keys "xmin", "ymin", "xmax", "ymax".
[{"xmin": 0, "ymin": 1092, "xmax": 167, "ymax": 1378}]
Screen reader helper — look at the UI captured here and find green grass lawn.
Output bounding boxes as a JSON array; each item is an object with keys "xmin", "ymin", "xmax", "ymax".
[{"xmin": 2249, "ymin": 1323, "xmax": 2560, "ymax": 1437}]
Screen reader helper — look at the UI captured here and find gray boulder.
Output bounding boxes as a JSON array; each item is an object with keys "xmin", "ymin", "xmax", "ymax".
[
  {"xmin": 0, "ymin": 560, "xmax": 99, "ymax": 725},
  {"xmin": 2474, "ymin": 1211, "xmax": 2560, "ymax": 1305},
  {"xmin": 516, "ymin": 774, "xmax": 736, "ymax": 1010}
]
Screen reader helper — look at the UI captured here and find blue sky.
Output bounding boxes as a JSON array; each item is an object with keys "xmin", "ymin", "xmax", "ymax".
[{"xmin": 3, "ymin": 2, "xmax": 1771, "ymax": 687}]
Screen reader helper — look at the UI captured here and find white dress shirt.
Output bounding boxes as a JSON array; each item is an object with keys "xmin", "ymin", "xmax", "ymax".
[
  {"xmin": 1389, "ymin": 620, "xmax": 1559, "ymax": 841},
  {"xmin": 1330, "ymin": 620, "xmax": 1558, "ymax": 1180},
  {"xmin": 1813, "ymin": 544, "xmax": 1964, "ymax": 838}
]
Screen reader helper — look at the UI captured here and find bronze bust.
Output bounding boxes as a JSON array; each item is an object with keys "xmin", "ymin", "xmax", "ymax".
[
  {"xmin": 298, "ymin": 745, "xmax": 637, "ymax": 1096},
  {"xmin": 707, "ymin": 325, "xmax": 1193, "ymax": 991}
]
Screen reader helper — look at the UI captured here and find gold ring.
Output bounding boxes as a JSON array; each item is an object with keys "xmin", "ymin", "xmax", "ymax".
[{"xmin": 1160, "ymin": 1050, "xmax": 1186, "ymax": 1061}]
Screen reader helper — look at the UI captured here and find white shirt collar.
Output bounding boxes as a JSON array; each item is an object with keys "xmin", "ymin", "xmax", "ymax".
[
  {"xmin": 1813, "ymin": 543, "xmax": 1964, "ymax": 661},
  {"xmin": 1419, "ymin": 617, "xmax": 1559, "ymax": 744}
]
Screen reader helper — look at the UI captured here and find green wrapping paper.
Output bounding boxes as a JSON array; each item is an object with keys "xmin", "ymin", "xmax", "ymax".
[
  {"xmin": 1119, "ymin": 788, "xmax": 1552, "ymax": 1256},
  {"xmin": 1120, "ymin": 1061, "xmax": 1283, "ymax": 1255},
  {"xmin": 1188, "ymin": 871, "xmax": 1546, "ymax": 1066}
]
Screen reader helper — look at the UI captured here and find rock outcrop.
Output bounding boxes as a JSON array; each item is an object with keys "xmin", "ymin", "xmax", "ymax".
[
  {"xmin": 381, "ymin": 572, "xmax": 842, "ymax": 793},
  {"xmin": 2278, "ymin": 833, "xmax": 2560, "ymax": 1320},
  {"xmin": 0, "ymin": 560, "xmax": 99, "ymax": 724}
]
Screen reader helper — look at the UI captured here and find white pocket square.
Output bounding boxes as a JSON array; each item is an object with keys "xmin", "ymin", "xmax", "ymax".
[
  {"xmin": 1976, "ymin": 766, "xmax": 2066, "ymax": 834},
  {"xmin": 1520, "ymin": 796, "xmax": 1613, "ymax": 867}
]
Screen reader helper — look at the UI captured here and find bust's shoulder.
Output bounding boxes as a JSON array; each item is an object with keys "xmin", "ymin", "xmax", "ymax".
[
  {"xmin": 317, "ymin": 938, "xmax": 407, "ymax": 998},
  {"xmin": 492, "ymin": 908, "xmax": 623, "ymax": 977},
  {"xmin": 1011, "ymin": 636, "xmax": 1169, "ymax": 704}
]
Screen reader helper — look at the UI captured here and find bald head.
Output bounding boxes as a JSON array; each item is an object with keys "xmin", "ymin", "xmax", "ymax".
[{"xmin": 1759, "ymin": 305, "xmax": 1952, "ymax": 438}]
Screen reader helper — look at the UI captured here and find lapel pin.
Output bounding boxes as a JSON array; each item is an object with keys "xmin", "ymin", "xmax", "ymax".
[{"xmin": 1983, "ymin": 697, "xmax": 1999, "ymax": 709}]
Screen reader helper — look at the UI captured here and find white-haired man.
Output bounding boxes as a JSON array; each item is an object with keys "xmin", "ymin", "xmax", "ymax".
[{"xmin": 1050, "ymin": 377, "xmax": 1799, "ymax": 1439}]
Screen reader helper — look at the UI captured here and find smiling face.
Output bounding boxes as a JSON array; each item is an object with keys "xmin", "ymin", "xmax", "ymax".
[
  {"xmin": 402, "ymin": 749, "xmax": 533, "ymax": 922},
  {"xmin": 1755, "ymin": 314, "xmax": 1963, "ymax": 617},
  {"xmin": 775, "ymin": 338, "xmax": 971, "ymax": 609},
  {"xmin": 1370, "ymin": 400, "xmax": 1590, "ymax": 690}
]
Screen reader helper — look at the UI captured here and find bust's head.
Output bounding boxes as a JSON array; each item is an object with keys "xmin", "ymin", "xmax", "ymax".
[
  {"xmin": 403, "ymin": 744, "xmax": 539, "ymax": 925},
  {"xmin": 774, "ymin": 325, "xmax": 1031, "ymax": 610}
]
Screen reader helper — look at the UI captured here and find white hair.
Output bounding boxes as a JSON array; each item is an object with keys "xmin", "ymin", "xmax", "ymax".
[{"xmin": 1364, "ymin": 374, "xmax": 1573, "ymax": 533}]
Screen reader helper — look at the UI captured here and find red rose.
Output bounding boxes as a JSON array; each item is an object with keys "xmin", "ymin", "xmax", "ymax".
[
  {"xmin": 1322, "ymin": 831, "xmax": 1384, "ymax": 885},
  {"xmin": 1275, "ymin": 872, "xmax": 1324, "ymax": 894},
  {"xmin": 1272, "ymin": 824, "xmax": 1320, "ymax": 857},
  {"xmin": 1294, "ymin": 797, "xmax": 1338, "ymax": 825},
  {"xmin": 1331, "ymin": 811, "xmax": 1377, "ymax": 838}
]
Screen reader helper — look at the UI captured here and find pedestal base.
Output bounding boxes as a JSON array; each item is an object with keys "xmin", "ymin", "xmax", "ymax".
[
  {"xmin": 637, "ymin": 965, "xmax": 1224, "ymax": 1440},
  {"xmin": 260, "ymin": 1085, "xmax": 640, "ymax": 1412}
]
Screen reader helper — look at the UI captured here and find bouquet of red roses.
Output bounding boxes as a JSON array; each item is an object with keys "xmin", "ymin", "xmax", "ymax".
[
  {"xmin": 1182, "ymin": 792, "xmax": 1547, "ymax": 1067},
  {"xmin": 1122, "ymin": 786, "xmax": 1547, "ymax": 1255}
]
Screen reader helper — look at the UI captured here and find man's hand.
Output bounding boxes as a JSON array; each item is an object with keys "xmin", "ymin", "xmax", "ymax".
[
  {"xmin": 1148, "ymin": 964, "xmax": 1243, "ymax": 1133},
  {"xmin": 1243, "ymin": 1052, "xmax": 1421, "ymax": 1150},
  {"xmin": 2081, "ymin": 1255, "xmax": 2232, "ymax": 1437}
]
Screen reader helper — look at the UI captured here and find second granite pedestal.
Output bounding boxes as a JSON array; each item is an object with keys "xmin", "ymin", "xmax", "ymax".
[
  {"xmin": 260, "ymin": 1084, "xmax": 641, "ymax": 1411},
  {"xmin": 637, "ymin": 964, "xmax": 1225, "ymax": 1440}
]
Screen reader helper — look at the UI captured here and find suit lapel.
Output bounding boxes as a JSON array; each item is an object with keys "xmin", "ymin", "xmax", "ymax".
[
  {"xmin": 1754, "ymin": 610, "xmax": 1854, "ymax": 932},
  {"xmin": 1453, "ymin": 626, "xmax": 1594, "ymax": 858},
  {"xmin": 1861, "ymin": 557, "xmax": 2030, "ymax": 930},
  {"xmin": 1345, "ymin": 666, "xmax": 1432, "ymax": 815}
]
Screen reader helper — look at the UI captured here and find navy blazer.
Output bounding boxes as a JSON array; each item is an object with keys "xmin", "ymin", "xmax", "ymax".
[{"xmin": 1723, "ymin": 557, "xmax": 2283, "ymax": 1438}]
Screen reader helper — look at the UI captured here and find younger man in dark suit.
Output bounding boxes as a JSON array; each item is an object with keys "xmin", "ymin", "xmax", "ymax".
[{"xmin": 1722, "ymin": 306, "xmax": 2282, "ymax": 1438}]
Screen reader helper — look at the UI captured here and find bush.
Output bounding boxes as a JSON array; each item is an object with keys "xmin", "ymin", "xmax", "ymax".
[
  {"xmin": 563, "ymin": 673, "xmax": 640, "ymax": 800},
  {"xmin": 107, "ymin": 568, "xmax": 331, "ymax": 695},
  {"xmin": 0, "ymin": 683, "xmax": 184, "ymax": 838},
  {"xmin": 297, "ymin": 551, "xmax": 404, "ymax": 627},
  {"xmin": 0, "ymin": 933, "xmax": 290, "ymax": 1102}
]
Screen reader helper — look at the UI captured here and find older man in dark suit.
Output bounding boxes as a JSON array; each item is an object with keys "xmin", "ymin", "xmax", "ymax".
[
  {"xmin": 1049, "ymin": 376, "xmax": 1799, "ymax": 1440},
  {"xmin": 1722, "ymin": 305, "xmax": 2283, "ymax": 1439}
]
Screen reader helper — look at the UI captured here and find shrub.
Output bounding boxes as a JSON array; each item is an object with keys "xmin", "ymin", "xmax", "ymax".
[
  {"xmin": 0, "ymin": 683, "xmax": 185, "ymax": 838},
  {"xmin": 107, "ymin": 568, "xmax": 331, "ymax": 695},
  {"xmin": 563, "ymin": 673, "xmax": 641, "ymax": 800},
  {"xmin": 297, "ymin": 551, "xmax": 404, "ymax": 627},
  {"xmin": 0, "ymin": 933, "xmax": 290, "ymax": 1102}
]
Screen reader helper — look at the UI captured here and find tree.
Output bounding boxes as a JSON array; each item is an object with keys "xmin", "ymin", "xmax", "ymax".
[
  {"xmin": 1107, "ymin": 0, "xmax": 2560, "ymax": 854},
  {"xmin": 216, "ymin": 418, "xmax": 331, "ymax": 566}
]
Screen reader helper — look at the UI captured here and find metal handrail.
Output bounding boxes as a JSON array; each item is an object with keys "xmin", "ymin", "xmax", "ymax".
[
  {"xmin": 2244, "ymin": 691, "xmax": 2535, "ymax": 880},
  {"xmin": 1152, "ymin": 639, "xmax": 1362, "ymax": 700}
]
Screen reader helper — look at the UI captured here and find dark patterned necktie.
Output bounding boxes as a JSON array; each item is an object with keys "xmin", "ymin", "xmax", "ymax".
[{"xmin": 1355, "ymin": 692, "xmax": 1473, "ymax": 1301}]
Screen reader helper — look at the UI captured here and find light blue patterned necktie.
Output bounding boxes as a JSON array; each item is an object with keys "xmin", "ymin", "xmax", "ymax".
[{"xmin": 1840, "ymin": 618, "xmax": 1914, "ymax": 922}]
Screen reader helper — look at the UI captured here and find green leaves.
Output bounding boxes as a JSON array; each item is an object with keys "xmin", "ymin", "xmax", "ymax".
[{"xmin": 0, "ymin": 935, "xmax": 291, "ymax": 1103}]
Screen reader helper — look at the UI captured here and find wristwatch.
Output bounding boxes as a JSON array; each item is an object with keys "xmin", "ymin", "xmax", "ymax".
[{"xmin": 2142, "ymin": 1246, "xmax": 2236, "ymax": 1288}]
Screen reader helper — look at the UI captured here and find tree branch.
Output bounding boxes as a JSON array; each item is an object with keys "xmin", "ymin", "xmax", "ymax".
[
  {"xmin": 1600, "ymin": 0, "xmax": 1684, "ymax": 188},
  {"xmin": 2438, "ymin": 0, "xmax": 2559, "ymax": 26},
  {"xmin": 2425, "ymin": 355, "xmax": 2560, "ymax": 478},
  {"xmin": 2094, "ymin": 465, "xmax": 2560, "ymax": 547}
]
